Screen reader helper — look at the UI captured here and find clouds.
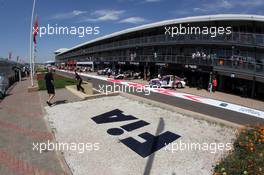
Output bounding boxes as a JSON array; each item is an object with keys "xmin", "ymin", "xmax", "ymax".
[
  {"xmin": 193, "ymin": 0, "xmax": 264, "ymax": 14},
  {"xmin": 233, "ymin": 0, "xmax": 264, "ymax": 7},
  {"xmin": 198, "ymin": 0, "xmax": 233, "ymax": 11},
  {"xmin": 49, "ymin": 0, "xmax": 160, "ymax": 23},
  {"xmin": 51, "ymin": 9, "xmax": 148, "ymax": 25},
  {"xmin": 49, "ymin": 0, "xmax": 264, "ymax": 26},
  {"xmin": 119, "ymin": 17, "xmax": 148, "ymax": 24},
  {"xmin": 84, "ymin": 10, "xmax": 125, "ymax": 22},
  {"xmin": 84, "ymin": 10, "xmax": 148, "ymax": 24},
  {"xmin": 51, "ymin": 9, "xmax": 126, "ymax": 22},
  {"xmin": 51, "ymin": 10, "xmax": 87, "ymax": 20},
  {"xmin": 191, "ymin": 0, "xmax": 234, "ymax": 14},
  {"xmin": 170, "ymin": 0, "xmax": 264, "ymax": 17}
]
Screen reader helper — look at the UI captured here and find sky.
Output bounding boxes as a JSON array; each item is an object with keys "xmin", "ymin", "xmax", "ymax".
[{"xmin": 0, "ymin": 0, "xmax": 264, "ymax": 63}]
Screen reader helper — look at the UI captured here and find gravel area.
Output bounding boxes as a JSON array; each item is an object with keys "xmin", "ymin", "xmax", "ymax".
[{"xmin": 44, "ymin": 95, "xmax": 236, "ymax": 175}]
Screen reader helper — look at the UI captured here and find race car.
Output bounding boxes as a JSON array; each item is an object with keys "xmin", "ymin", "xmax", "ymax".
[
  {"xmin": 149, "ymin": 75, "xmax": 186, "ymax": 88},
  {"xmin": 97, "ymin": 68, "xmax": 110, "ymax": 75}
]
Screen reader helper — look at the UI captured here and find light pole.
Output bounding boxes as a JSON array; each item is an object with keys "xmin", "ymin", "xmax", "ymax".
[{"xmin": 29, "ymin": 0, "xmax": 36, "ymax": 87}]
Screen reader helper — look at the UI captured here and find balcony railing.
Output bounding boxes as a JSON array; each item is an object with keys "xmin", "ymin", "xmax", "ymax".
[
  {"xmin": 57, "ymin": 32, "xmax": 264, "ymax": 59},
  {"xmin": 89, "ymin": 55, "xmax": 264, "ymax": 76}
]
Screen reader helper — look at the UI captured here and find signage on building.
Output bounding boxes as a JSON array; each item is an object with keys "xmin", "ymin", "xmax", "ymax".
[
  {"xmin": 76, "ymin": 61, "xmax": 93, "ymax": 65},
  {"xmin": 155, "ymin": 63, "xmax": 166, "ymax": 66},
  {"xmin": 130, "ymin": 62, "xmax": 139, "ymax": 65},
  {"xmin": 118, "ymin": 62, "xmax": 126, "ymax": 65},
  {"xmin": 185, "ymin": 65, "xmax": 198, "ymax": 69}
]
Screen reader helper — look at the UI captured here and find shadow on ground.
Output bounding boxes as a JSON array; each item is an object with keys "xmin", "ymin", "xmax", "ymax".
[
  {"xmin": 143, "ymin": 117, "xmax": 165, "ymax": 175},
  {"xmin": 52, "ymin": 100, "xmax": 68, "ymax": 106}
]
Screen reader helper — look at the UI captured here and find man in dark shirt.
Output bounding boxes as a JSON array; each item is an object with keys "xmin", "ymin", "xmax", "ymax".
[
  {"xmin": 75, "ymin": 70, "xmax": 84, "ymax": 92},
  {"xmin": 44, "ymin": 67, "xmax": 55, "ymax": 106}
]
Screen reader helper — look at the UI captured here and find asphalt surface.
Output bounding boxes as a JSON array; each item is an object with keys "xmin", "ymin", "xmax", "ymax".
[{"xmin": 57, "ymin": 71, "xmax": 264, "ymax": 126}]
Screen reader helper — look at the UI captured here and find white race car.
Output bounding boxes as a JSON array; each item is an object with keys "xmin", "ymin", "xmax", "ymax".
[{"xmin": 149, "ymin": 75, "xmax": 186, "ymax": 88}]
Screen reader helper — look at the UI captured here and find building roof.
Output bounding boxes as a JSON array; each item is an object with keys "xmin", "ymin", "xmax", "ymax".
[
  {"xmin": 57, "ymin": 14, "xmax": 264, "ymax": 56},
  {"xmin": 54, "ymin": 48, "xmax": 68, "ymax": 55},
  {"xmin": 45, "ymin": 60, "xmax": 55, "ymax": 64}
]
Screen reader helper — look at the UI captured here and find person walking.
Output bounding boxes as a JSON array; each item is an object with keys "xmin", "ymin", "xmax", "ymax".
[
  {"xmin": 107, "ymin": 68, "xmax": 111, "ymax": 78},
  {"xmin": 75, "ymin": 70, "xmax": 84, "ymax": 92},
  {"xmin": 45, "ymin": 67, "xmax": 55, "ymax": 106},
  {"xmin": 212, "ymin": 77, "xmax": 218, "ymax": 92}
]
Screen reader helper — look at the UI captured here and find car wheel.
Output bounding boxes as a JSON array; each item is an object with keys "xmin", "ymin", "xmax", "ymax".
[
  {"xmin": 157, "ymin": 83, "xmax": 161, "ymax": 88},
  {"xmin": 150, "ymin": 83, "xmax": 159, "ymax": 88},
  {"xmin": 177, "ymin": 83, "xmax": 183, "ymax": 88}
]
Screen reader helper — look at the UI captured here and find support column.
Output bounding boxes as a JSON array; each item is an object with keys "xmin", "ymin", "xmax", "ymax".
[
  {"xmin": 143, "ymin": 64, "xmax": 147, "ymax": 80},
  {"xmin": 251, "ymin": 47, "xmax": 257, "ymax": 98},
  {"xmin": 19, "ymin": 70, "xmax": 21, "ymax": 81},
  {"xmin": 251, "ymin": 76, "xmax": 256, "ymax": 98},
  {"xmin": 251, "ymin": 22, "xmax": 257, "ymax": 98},
  {"xmin": 218, "ymin": 75, "xmax": 223, "ymax": 91}
]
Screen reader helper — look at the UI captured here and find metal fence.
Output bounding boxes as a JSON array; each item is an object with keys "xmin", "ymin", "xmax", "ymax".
[
  {"xmin": 57, "ymin": 32, "xmax": 264, "ymax": 59},
  {"xmin": 90, "ymin": 55, "xmax": 264, "ymax": 75}
]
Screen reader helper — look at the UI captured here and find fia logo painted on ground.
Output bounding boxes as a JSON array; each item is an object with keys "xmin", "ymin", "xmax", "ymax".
[{"xmin": 91, "ymin": 109, "xmax": 180, "ymax": 158}]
